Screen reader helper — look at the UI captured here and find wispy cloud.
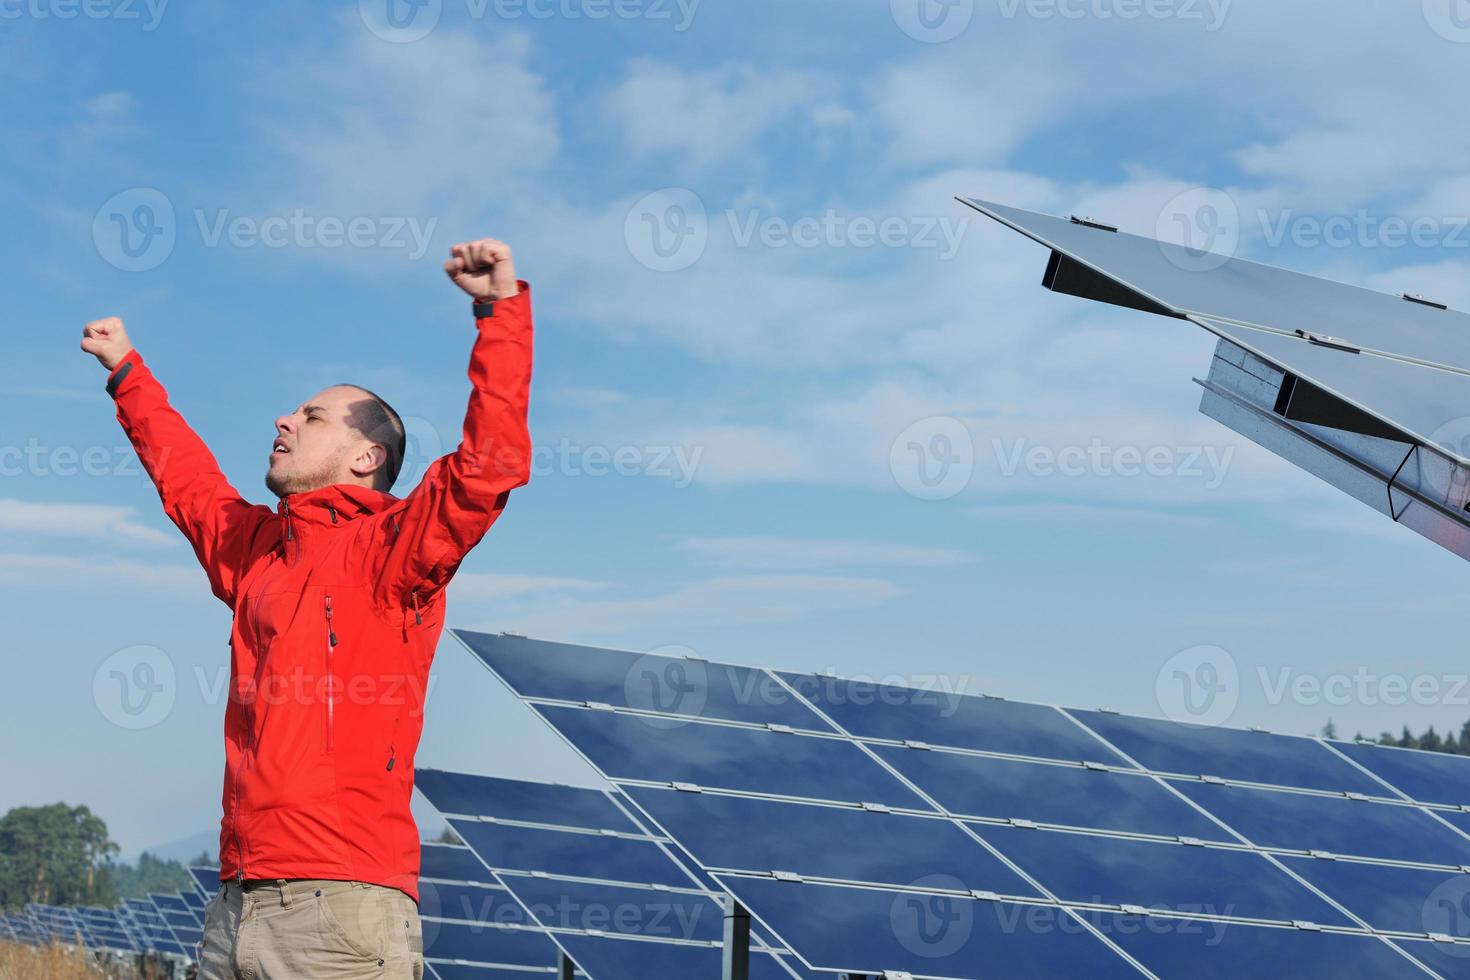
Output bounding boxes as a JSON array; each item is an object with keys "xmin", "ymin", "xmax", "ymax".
[
  {"xmin": 0, "ymin": 500, "xmax": 175, "ymax": 548},
  {"xmin": 678, "ymin": 536, "xmax": 970, "ymax": 571}
]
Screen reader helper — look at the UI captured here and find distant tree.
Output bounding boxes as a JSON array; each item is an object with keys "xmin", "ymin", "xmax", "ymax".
[
  {"xmin": 1378, "ymin": 731, "xmax": 1397, "ymax": 746},
  {"xmin": 0, "ymin": 804, "xmax": 117, "ymax": 910},
  {"xmin": 436, "ymin": 826, "xmax": 461, "ymax": 845},
  {"xmin": 107, "ymin": 851, "xmax": 194, "ymax": 900},
  {"xmin": 1321, "ymin": 719, "xmax": 1338, "ymax": 740},
  {"xmin": 1444, "ymin": 731, "xmax": 1460, "ymax": 755},
  {"xmin": 1399, "ymin": 725, "xmax": 1418, "ymax": 749},
  {"xmin": 1421, "ymin": 727, "xmax": 1444, "ymax": 753}
]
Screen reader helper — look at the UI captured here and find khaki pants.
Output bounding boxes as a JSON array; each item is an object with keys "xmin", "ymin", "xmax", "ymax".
[{"xmin": 197, "ymin": 879, "xmax": 424, "ymax": 980}]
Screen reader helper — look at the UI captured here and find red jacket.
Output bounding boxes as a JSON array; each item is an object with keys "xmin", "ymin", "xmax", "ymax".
[{"xmin": 106, "ymin": 286, "xmax": 534, "ymax": 901}]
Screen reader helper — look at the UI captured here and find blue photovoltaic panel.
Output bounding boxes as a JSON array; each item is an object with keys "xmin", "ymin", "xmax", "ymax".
[
  {"xmin": 1098, "ymin": 914, "xmax": 1430, "ymax": 979},
  {"xmin": 1396, "ymin": 939, "xmax": 1470, "ymax": 978},
  {"xmin": 625, "ymin": 785, "xmax": 1040, "ymax": 897},
  {"xmin": 426, "ymin": 965, "xmax": 560, "ymax": 980},
  {"xmin": 715, "ymin": 875, "xmax": 1142, "ymax": 979},
  {"xmin": 417, "ymin": 769, "xmax": 637, "ymax": 833},
  {"xmin": 180, "ymin": 889, "xmax": 206, "ymax": 913},
  {"xmin": 779, "ymin": 672, "xmax": 1128, "ymax": 765},
  {"xmin": 534, "ymin": 704, "xmax": 928, "ymax": 808},
  {"xmin": 189, "ymin": 866, "xmax": 221, "ymax": 897},
  {"xmin": 420, "ymin": 881, "xmax": 536, "ymax": 931},
  {"xmin": 456, "ymin": 630, "xmax": 830, "ymax": 731},
  {"xmin": 422, "ymin": 920, "xmax": 562, "ymax": 967},
  {"xmin": 1275, "ymin": 856, "xmax": 1470, "ymax": 938},
  {"xmin": 551, "ymin": 933, "xmax": 802, "ymax": 980},
  {"xmin": 1173, "ymin": 781, "xmax": 1470, "ymax": 865},
  {"xmin": 1070, "ymin": 710, "xmax": 1387, "ymax": 795},
  {"xmin": 971, "ymin": 825, "xmax": 1350, "ymax": 925},
  {"xmin": 1330, "ymin": 740, "xmax": 1470, "ymax": 807},
  {"xmin": 504, "ymin": 876, "xmax": 725, "ymax": 944},
  {"xmin": 422, "ymin": 842, "xmax": 501, "ymax": 885},
  {"xmin": 872, "ymin": 743, "xmax": 1228, "ymax": 841},
  {"xmin": 449, "ymin": 819, "xmax": 694, "ymax": 889},
  {"xmin": 960, "ymin": 197, "xmax": 1470, "ymax": 378}
]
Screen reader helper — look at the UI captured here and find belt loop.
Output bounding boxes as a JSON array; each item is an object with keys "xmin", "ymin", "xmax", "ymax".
[{"xmin": 278, "ymin": 879, "xmax": 292, "ymax": 909}]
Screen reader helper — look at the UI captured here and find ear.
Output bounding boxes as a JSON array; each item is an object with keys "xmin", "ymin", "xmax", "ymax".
[{"xmin": 348, "ymin": 442, "xmax": 388, "ymax": 482}]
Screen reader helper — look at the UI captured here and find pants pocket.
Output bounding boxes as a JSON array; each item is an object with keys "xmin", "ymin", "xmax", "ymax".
[{"xmin": 315, "ymin": 881, "xmax": 387, "ymax": 962}]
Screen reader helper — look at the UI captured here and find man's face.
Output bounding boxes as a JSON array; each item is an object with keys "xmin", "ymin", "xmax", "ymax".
[{"xmin": 266, "ymin": 386, "xmax": 376, "ymax": 498}]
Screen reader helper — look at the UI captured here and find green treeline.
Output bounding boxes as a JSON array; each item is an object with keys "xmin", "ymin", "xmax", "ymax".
[{"xmin": 0, "ymin": 803, "xmax": 208, "ymax": 912}]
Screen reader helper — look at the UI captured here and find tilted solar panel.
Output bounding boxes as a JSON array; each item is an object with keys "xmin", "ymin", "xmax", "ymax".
[
  {"xmin": 457, "ymin": 629, "xmax": 1470, "ymax": 978},
  {"xmin": 415, "ymin": 768, "xmax": 813, "ymax": 979},
  {"xmin": 959, "ymin": 197, "xmax": 1470, "ymax": 562}
]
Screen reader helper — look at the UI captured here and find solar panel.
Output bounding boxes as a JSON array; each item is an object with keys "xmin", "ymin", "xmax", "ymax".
[
  {"xmin": 959, "ymin": 196, "xmax": 1470, "ymax": 562},
  {"xmin": 416, "ymin": 768, "xmax": 813, "ymax": 979},
  {"xmin": 189, "ymin": 865, "xmax": 222, "ymax": 899},
  {"xmin": 459, "ymin": 629, "xmax": 1470, "ymax": 977}
]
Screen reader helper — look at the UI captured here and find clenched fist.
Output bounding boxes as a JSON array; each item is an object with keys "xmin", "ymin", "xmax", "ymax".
[
  {"xmin": 81, "ymin": 317, "xmax": 134, "ymax": 372},
  {"xmin": 444, "ymin": 238, "xmax": 520, "ymax": 302}
]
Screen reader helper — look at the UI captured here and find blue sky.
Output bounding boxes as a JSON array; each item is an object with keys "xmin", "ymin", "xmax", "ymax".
[{"xmin": 6, "ymin": 0, "xmax": 1470, "ymax": 857}]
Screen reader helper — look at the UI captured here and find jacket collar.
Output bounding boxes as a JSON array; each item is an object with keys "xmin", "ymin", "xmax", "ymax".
[{"xmin": 277, "ymin": 483, "xmax": 397, "ymax": 533}]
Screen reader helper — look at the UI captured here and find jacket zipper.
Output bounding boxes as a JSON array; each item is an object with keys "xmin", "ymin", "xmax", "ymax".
[
  {"xmin": 411, "ymin": 590, "xmax": 423, "ymax": 626},
  {"xmin": 325, "ymin": 595, "xmax": 337, "ymax": 752}
]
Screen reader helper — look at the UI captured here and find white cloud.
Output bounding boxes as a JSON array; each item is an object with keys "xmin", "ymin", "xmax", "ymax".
[
  {"xmin": 0, "ymin": 500, "xmax": 175, "ymax": 548},
  {"xmin": 603, "ymin": 60, "xmax": 827, "ymax": 167},
  {"xmin": 461, "ymin": 573, "xmax": 906, "ymax": 639},
  {"xmin": 450, "ymin": 573, "xmax": 611, "ymax": 600},
  {"xmin": 677, "ymin": 536, "xmax": 970, "ymax": 570},
  {"xmin": 0, "ymin": 553, "xmax": 198, "ymax": 591}
]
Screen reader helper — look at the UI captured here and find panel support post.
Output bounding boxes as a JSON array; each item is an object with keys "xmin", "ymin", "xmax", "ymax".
[
  {"xmin": 722, "ymin": 896, "xmax": 751, "ymax": 980},
  {"xmin": 558, "ymin": 949, "xmax": 576, "ymax": 980}
]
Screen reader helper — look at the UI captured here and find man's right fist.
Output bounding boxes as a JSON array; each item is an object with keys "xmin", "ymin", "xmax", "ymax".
[{"xmin": 81, "ymin": 317, "xmax": 134, "ymax": 371}]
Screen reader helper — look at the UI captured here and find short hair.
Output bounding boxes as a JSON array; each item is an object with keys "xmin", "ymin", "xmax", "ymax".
[{"xmin": 339, "ymin": 385, "xmax": 407, "ymax": 492}]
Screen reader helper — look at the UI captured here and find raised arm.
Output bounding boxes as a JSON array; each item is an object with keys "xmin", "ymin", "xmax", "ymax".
[
  {"xmin": 82, "ymin": 317, "xmax": 272, "ymax": 606},
  {"xmin": 372, "ymin": 238, "xmax": 534, "ymax": 609}
]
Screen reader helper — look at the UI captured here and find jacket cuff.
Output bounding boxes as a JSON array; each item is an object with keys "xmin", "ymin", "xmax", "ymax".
[
  {"xmin": 473, "ymin": 281, "xmax": 531, "ymax": 321},
  {"xmin": 105, "ymin": 349, "xmax": 144, "ymax": 399}
]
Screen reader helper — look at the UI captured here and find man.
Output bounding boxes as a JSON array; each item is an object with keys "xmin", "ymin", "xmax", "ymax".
[{"xmin": 80, "ymin": 239, "xmax": 533, "ymax": 979}]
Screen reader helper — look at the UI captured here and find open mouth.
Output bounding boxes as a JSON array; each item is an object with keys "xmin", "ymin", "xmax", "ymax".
[{"xmin": 273, "ymin": 440, "xmax": 291, "ymax": 456}]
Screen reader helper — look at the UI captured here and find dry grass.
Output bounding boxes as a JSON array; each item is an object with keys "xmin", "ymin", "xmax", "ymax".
[{"xmin": 0, "ymin": 939, "xmax": 115, "ymax": 979}]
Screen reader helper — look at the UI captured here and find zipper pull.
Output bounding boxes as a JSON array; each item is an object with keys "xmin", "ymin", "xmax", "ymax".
[
  {"xmin": 386, "ymin": 749, "xmax": 396, "ymax": 772},
  {"xmin": 236, "ymin": 868, "xmax": 244, "ymax": 884},
  {"xmin": 411, "ymin": 591, "xmax": 423, "ymax": 626},
  {"xmin": 283, "ymin": 500, "xmax": 293, "ymax": 541},
  {"xmin": 325, "ymin": 596, "xmax": 337, "ymax": 646},
  {"xmin": 329, "ymin": 506, "xmax": 338, "ymax": 525}
]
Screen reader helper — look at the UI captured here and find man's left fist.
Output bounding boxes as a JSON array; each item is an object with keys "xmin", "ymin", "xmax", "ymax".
[{"xmin": 444, "ymin": 238, "xmax": 519, "ymax": 302}]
